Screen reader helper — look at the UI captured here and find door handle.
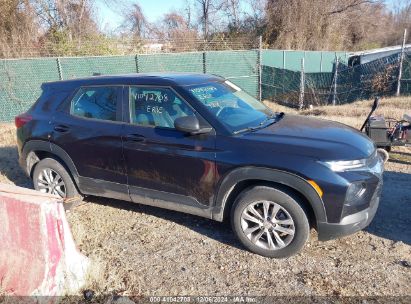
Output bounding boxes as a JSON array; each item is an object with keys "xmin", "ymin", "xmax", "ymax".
[
  {"xmin": 54, "ymin": 125, "xmax": 70, "ymax": 133},
  {"xmin": 125, "ymin": 134, "xmax": 146, "ymax": 142}
]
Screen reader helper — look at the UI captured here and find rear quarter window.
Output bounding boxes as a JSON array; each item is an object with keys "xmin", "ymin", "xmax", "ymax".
[{"xmin": 70, "ymin": 86, "xmax": 119, "ymax": 121}]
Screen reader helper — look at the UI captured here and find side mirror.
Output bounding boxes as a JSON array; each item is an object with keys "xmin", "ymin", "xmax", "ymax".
[
  {"xmin": 174, "ymin": 116, "xmax": 212, "ymax": 135},
  {"xmin": 372, "ymin": 97, "xmax": 380, "ymax": 111}
]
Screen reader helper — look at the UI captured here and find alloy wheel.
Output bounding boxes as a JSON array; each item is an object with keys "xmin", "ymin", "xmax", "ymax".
[
  {"xmin": 37, "ymin": 168, "xmax": 67, "ymax": 198},
  {"xmin": 240, "ymin": 200, "xmax": 295, "ymax": 250}
]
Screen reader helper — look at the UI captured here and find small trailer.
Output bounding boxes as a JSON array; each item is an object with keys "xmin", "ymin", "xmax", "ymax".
[{"xmin": 361, "ymin": 97, "xmax": 410, "ymax": 162}]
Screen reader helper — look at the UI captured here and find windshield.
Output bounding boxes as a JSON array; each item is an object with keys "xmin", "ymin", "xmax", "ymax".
[{"xmin": 187, "ymin": 81, "xmax": 274, "ymax": 133}]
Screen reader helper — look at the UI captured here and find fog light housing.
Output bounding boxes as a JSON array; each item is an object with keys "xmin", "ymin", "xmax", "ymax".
[{"xmin": 346, "ymin": 182, "xmax": 366, "ymax": 204}]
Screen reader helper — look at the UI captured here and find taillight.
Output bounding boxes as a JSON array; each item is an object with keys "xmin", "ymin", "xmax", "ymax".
[{"xmin": 15, "ymin": 114, "xmax": 32, "ymax": 128}]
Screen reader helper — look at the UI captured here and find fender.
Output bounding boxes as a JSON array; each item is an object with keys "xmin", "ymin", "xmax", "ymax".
[
  {"xmin": 22, "ymin": 140, "xmax": 79, "ymax": 183},
  {"xmin": 212, "ymin": 166, "xmax": 327, "ymax": 224}
]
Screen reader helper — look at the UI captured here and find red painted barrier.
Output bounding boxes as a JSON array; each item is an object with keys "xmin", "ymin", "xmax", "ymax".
[{"xmin": 0, "ymin": 183, "xmax": 89, "ymax": 296}]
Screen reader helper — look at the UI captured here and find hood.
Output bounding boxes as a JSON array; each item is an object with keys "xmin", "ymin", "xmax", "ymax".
[{"xmin": 241, "ymin": 114, "xmax": 375, "ymax": 160}]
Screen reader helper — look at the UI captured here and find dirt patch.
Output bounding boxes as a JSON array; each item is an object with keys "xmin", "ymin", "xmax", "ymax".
[{"xmin": 0, "ymin": 97, "xmax": 410, "ymax": 298}]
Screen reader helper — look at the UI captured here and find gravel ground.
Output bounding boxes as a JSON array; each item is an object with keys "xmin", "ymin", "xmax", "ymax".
[
  {"xmin": 68, "ymin": 158, "xmax": 411, "ymax": 298},
  {"xmin": 0, "ymin": 123, "xmax": 410, "ymax": 299}
]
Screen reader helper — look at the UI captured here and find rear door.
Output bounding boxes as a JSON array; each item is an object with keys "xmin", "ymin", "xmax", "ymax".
[
  {"xmin": 122, "ymin": 85, "xmax": 217, "ymax": 215},
  {"xmin": 51, "ymin": 85, "xmax": 129, "ymax": 200}
]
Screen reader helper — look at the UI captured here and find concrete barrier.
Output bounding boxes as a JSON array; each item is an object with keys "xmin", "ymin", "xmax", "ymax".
[{"xmin": 0, "ymin": 183, "xmax": 89, "ymax": 296}]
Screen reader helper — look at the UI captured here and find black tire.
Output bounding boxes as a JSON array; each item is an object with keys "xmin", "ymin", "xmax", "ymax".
[
  {"xmin": 32, "ymin": 158, "xmax": 83, "ymax": 210},
  {"xmin": 231, "ymin": 186, "xmax": 310, "ymax": 258}
]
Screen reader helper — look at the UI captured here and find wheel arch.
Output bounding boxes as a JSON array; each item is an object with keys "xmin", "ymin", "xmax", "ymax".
[
  {"xmin": 212, "ymin": 167, "xmax": 327, "ymax": 226},
  {"xmin": 22, "ymin": 140, "xmax": 79, "ymax": 183}
]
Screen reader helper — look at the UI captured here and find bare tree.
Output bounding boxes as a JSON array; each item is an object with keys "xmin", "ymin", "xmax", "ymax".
[
  {"xmin": 222, "ymin": 0, "xmax": 241, "ymax": 32},
  {"xmin": 247, "ymin": 0, "xmax": 266, "ymax": 21},
  {"xmin": 151, "ymin": 11, "xmax": 198, "ymax": 50},
  {"xmin": 327, "ymin": 0, "xmax": 379, "ymax": 15},
  {"xmin": 241, "ymin": 0, "xmax": 266, "ymax": 37},
  {"xmin": 122, "ymin": 3, "xmax": 150, "ymax": 39},
  {"xmin": 264, "ymin": 0, "xmax": 387, "ymax": 50},
  {"xmin": 194, "ymin": 0, "xmax": 224, "ymax": 39},
  {"xmin": 183, "ymin": 0, "xmax": 195, "ymax": 29},
  {"xmin": 34, "ymin": 0, "xmax": 98, "ymax": 41},
  {"xmin": 2, "ymin": 0, "xmax": 411, "ymax": 58},
  {"xmin": 384, "ymin": 0, "xmax": 411, "ymax": 45},
  {"xmin": 0, "ymin": 0, "xmax": 39, "ymax": 57}
]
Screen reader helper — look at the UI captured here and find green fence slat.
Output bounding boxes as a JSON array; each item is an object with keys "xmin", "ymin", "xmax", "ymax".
[
  {"xmin": 284, "ymin": 51, "xmax": 305, "ymax": 71},
  {"xmin": 262, "ymin": 50, "xmax": 284, "ymax": 69},
  {"xmin": 262, "ymin": 50, "xmax": 348, "ymax": 73},
  {"xmin": 59, "ymin": 55, "xmax": 136, "ymax": 79},
  {"xmin": 0, "ymin": 58, "xmax": 60, "ymax": 121},
  {"xmin": 206, "ymin": 50, "xmax": 259, "ymax": 97},
  {"xmin": 137, "ymin": 52, "xmax": 204, "ymax": 73},
  {"xmin": 304, "ymin": 51, "xmax": 322, "ymax": 73}
]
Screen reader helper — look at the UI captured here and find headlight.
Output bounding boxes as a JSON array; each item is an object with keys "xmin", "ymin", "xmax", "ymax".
[
  {"xmin": 320, "ymin": 159, "xmax": 367, "ymax": 172},
  {"xmin": 346, "ymin": 182, "xmax": 367, "ymax": 203}
]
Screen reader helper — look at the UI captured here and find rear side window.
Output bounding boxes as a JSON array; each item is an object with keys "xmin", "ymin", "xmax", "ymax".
[{"xmin": 70, "ymin": 86, "xmax": 118, "ymax": 121}]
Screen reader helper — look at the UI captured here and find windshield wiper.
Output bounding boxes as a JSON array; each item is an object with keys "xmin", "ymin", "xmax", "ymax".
[
  {"xmin": 233, "ymin": 125, "xmax": 263, "ymax": 134},
  {"xmin": 233, "ymin": 112, "xmax": 285, "ymax": 135},
  {"xmin": 259, "ymin": 112, "xmax": 284, "ymax": 127}
]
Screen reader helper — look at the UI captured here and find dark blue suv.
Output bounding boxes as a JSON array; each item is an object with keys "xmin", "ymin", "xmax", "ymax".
[{"xmin": 16, "ymin": 73, "xmax": 384, "ymax": 258}]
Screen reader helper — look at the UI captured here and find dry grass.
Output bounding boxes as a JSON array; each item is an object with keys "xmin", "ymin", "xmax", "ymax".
[
  {"xmin": 264, "ymin": 96, "xmax": 411, "ymax": 129},
  {"xmin": 0, "ymin": 124, "xmax": 15, "ymax": 146}
]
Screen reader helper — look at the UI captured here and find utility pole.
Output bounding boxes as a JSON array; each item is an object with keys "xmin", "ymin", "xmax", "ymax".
[{"xmin": 396, "ymin": 29, "xmax": 407, "ymax": 97}]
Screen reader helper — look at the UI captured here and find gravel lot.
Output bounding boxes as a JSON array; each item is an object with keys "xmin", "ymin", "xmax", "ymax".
[{"xmin": 0, "ymin": 109, "xmax": 410, "ymax": 299}]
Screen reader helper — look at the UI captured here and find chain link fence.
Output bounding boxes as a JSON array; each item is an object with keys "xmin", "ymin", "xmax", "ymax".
[
  {"xmin": 1, "ymin": 37, "xmax": 410, "ymax": 122},
  {"xmin": 0, "ymin": 37, "xmax": 259, "ymax": 59},
  {"xmin": 0, "ymin": 38, "xmax": 260, "ymax": 122},
  {"xmin": 262, "ymin": 52, "xmax": 411, "ymax": 108}
]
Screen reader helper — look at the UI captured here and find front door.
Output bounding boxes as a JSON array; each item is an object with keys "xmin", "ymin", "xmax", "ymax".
[{"xmin": 122, "ymin": 86, "xmax": 217, "ymax": 215}]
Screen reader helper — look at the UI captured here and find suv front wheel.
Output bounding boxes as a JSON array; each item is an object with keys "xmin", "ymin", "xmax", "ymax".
[
  {"xmin": 231, "ymin": 186, "xmax": 310, "ymax": 258},
  {"xmin": 32, "ymin": 158, "xmax": 82, "ymax": 210}
]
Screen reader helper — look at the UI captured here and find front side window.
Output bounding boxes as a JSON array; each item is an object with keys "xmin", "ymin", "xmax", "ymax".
[
  {"xmin": 187, "ymin": 81, "xmax": 273, "ymax": 133},
  {"xmin": 130, "ymin": 87, "xmax": 194, "ymax": 128},
  {"xmin": 71, "ymin": 86, "xmax": 118, "ymax": 121}
]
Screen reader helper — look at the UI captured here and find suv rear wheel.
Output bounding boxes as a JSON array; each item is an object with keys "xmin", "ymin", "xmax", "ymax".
[
  {"xmin": 231, "ymin": 186, "xmax": 310, "ymax": 258},
  {"xmin": 32, "ymin": 158, "xmax": 82, "ymax": 210}
]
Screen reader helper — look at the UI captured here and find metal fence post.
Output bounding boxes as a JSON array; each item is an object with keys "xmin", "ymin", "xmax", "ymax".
[
  {"xmin": 299, "ymin": 58, "xmax": 305, "ymax": 110},
  {"xmin": 135, "ymin": 55, "xmax": 139, "ymax": 73},
  {"xmin": 320, "ymin": 52, "xmax": 323, "ymax": 73},
  {"xmin": 332, "ymin": 57, "xmax": 339, "ymax": 105},
  {"xmin": 56, "ymin": 58, "xmax": 63, "ymax": 80},
  {"xmin": 202, "ymin": 52, "xmax": 207, "ymax": 74},
  {"xmin": 282, "ymin": 51, "xmax": 286, "ymax": 94},
  {"xmin": 396, "ymin": 29, "xmax": 407, "ymax": 96},
  {"xmin": 258, "ymin": 35, "xmax": 263, "ymax": 102}
]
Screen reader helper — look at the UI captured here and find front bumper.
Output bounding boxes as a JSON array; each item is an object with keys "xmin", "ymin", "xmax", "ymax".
[
  {"xmin": 316, "ymin": 149, "xmax": 384, "ymax": 241},
  {"xmin": 317, "ymin": 188, "xmax": 380, "ymax": 241}
]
